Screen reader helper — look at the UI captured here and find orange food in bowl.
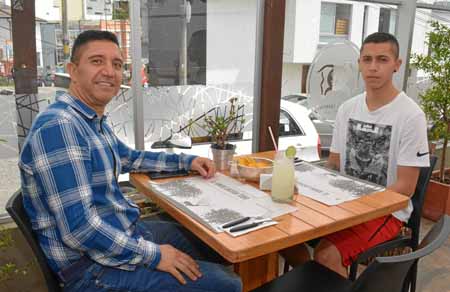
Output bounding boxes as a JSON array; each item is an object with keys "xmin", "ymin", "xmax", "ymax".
[
  {"xmin": 255, "ymin": 162, "xmax": 269, "ymax": 168},
  {"xmin": 235, "ymin": 157, "xmax": 274, "ymax": 181},
  {"xmin": 237, "ymin": 157, "xmax": 271, "ymax": 168}
]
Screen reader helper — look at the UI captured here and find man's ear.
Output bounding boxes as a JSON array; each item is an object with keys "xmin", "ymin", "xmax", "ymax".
[
  {"xmin": 395, "ymin": 58, "xmax": 402, "ymax": 73},
  {"xmin": 66, "ymin": 62, "xmax": 77, "ymax": 83}
]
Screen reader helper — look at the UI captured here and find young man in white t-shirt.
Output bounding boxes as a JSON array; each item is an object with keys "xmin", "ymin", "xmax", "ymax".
[{"xmin": 282, "ymin": 32, "xmax": 430, "ymax": 276}]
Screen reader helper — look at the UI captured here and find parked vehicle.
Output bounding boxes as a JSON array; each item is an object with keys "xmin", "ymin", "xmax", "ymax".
[
  {"xmin": 283, "ymin": 94, "xmax": 334, "ymax": 153},
  {"xmin": 282, "ymin": 94, "xmax": 308, "ymax": 104}
]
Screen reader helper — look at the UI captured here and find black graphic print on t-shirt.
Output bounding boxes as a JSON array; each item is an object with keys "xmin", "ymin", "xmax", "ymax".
[{"xmin": 345, "ymin": 118, "xmax": 392, "ymax": 186}]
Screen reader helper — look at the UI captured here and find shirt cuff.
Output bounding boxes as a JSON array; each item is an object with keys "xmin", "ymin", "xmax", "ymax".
[
  {"xmin": 139, "ymin": 238, "xmax": 161, "ymax": 269},
  {"xmin": 180, "ymin": 153, "xmax": 197, "ymax": 170}
]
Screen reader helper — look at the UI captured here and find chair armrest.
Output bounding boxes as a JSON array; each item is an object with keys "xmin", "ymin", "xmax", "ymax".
[{"xmin": 348, "ymin": 236, "xmax": 411, "ymax": 281}]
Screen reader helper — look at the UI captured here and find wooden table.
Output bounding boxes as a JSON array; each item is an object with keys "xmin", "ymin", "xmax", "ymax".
[{"xmin": 130, "ymin": 151, "xmax": 409, "ymax": 291}]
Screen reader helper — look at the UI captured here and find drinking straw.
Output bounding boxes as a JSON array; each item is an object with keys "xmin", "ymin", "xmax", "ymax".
[{"xmin": 268, "ymin": 126, "xmax": 278, "ymax": 151}]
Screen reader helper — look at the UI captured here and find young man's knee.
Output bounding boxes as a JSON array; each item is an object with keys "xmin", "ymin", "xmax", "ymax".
[{"xmin": 314, "ymin": 243, "xmax": 341, "ymax": 265}]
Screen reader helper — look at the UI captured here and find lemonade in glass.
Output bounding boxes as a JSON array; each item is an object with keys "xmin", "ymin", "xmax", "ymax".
[{"xmin": 271, "ymin": 147, "xmax": 296, "ymax": 202}]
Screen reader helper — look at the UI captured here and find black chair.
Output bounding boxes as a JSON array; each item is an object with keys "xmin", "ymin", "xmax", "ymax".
[
  {"xmin": 349, "ymin": 155, "xmax": 437, "ymax": 292},
  {"xmin": 252, "ymin": 215, "xmax": 450, "ymax": 292},
  {"xmin": 6, "ymin": 190, "xmax": 63, "ymax": 292}
]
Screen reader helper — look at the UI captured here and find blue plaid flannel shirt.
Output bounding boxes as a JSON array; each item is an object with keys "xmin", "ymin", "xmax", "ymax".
[{"xmin": 19, "ymin": 93, "xmax": 196, "ymax": 274}]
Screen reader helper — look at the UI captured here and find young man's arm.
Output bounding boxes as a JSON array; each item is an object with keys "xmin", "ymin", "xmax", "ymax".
[
  {"xmin": 327, "ymin": 104, "xmax": 344, "ymax": 172},
  {"xmin": 390, "ymin": 111, "xmax": 429, "ymax": 196},
  {"xmin": 327, "ymin": 152, "xmax": 340, "ymax": 171},
  {"xmin": 387, "ymin": 166, "xmax": 420, "ymax": 197}
]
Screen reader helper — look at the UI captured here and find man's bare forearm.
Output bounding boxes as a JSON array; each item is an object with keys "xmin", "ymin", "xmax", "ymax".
[
  {"xmin": 327, "ymin": 152, "xmax": 341, "ymax": 171},
  {"xmin": 386, "ymin": 166, "xmax": 420, "ymax": 197}
]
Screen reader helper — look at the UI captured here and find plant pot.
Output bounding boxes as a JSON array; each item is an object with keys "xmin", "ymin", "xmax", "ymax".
[
  {"xmin": 422, "ymin": 169, "xmax": 450, "ymax": 221},
  {"xmin": 211, "ymin": 144, "xmax": 235, "ymax": 171}
]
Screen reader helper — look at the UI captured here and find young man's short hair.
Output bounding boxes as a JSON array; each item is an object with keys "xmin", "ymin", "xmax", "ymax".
[
  {"xmin": 361, "ymin": 32, "xmax": 399, "ymax": 59},
  {"xmin": 71, "ymin": 30, "xmax": 120, "ymax": 63}
]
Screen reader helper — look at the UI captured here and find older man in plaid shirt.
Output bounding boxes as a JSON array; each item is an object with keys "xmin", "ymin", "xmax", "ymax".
[{"xmin": 19, "ymin": 30, "xmax": 241, "ymax": 292}]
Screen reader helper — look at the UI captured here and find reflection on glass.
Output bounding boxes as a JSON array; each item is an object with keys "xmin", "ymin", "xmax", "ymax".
[
  {"xmin": 407, "ymin": 8, "xmax": 449, "ymax": 102},
  {"xmin": 319, "ymin": 2, "xmax": 351, "ymax": 44},
  {"xmin": 146, "ymin": 0, "xmax": 207, "ymax": 86},
  {"xmin": 378, "ymin": 8, "xmax": 397, "ymax": 34},
  {"xmin": 362, "ymin": 4, "xmax": 398, "ymax": 39},
  {"xmin": 107, "ymin": 0, "xmax": 260, "ymax": 158}
]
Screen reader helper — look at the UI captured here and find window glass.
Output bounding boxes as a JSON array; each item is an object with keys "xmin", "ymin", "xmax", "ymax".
[
  {"xmin": 0, "ymin": 0, "xmax": 314, "ymax": 215},
  {"xmin": 146, "ymin": 0, "xmax": 207, "ymax": 86},
  {"xmin": 279, "ymin": 110, "xmax": 304, "ymax": 137},
  {"xmin": 362, "ymin": 3, "xmax": 398, "ymax": 40},
  {"xmin": 319, "ymin": 2, "xmax": 351, "ymax": 44},
  {"xmin": 378, "ymin": 8, "xmax": 397, "ymax": 34},
  {"xmin": 320, "ymin": 3, "xmax": 336, "ymax": 34},
  {"xmin": 281, "ymin": 0, "xmax": 365, "ymax": 154},
  {"xmin": 107, "ymin": 0, "xmax": 259, "ymax": 159},
  {"xmin": 406, "ymin": 7, "xmax": 450, "ymax": 103}
]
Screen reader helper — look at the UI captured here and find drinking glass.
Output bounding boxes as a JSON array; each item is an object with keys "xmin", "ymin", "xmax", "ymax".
[{"xmin": 271, "ymin": 151, "xmax": 295, "ymax": 202}]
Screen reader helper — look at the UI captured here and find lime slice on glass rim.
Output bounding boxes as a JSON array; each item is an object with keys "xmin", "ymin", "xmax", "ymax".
[{"xmin": 285, "ymin": 146, "xmax": 297, "ymax": 159}]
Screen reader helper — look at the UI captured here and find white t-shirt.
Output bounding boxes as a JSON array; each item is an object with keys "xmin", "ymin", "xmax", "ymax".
[{"xmin": 330, "ymin": 91, "xmax": 430, "ymax": 222}]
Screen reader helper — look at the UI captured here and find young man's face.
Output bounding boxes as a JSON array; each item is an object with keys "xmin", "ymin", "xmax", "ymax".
[
  {"xmin": 358, "ymin": 42, "xmax": 401, "ymax": 90},
  {"xmin": 68, "ymin": 40, "xmax": 123, "ymax": 112}
]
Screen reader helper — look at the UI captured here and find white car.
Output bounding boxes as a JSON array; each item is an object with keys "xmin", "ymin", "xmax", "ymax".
[{"xmin": 151, "ymin": 100, "xmax": 321, "ymax": 161}]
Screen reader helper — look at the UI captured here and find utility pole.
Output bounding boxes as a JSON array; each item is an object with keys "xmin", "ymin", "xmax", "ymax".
[
  {"xmin": 11, "ymin": 0, "xmax": 37, "ymax": 94},
  {"xmin": 61, "ymin": 0, "xmax": 69, "ymax": 68},
  {"xmin": 179, "ymin": 0, "xmax": 189, "ymax": 85},
  {"xmin": 11, "ymin": 0, "xmax": 39, "ymax": 150}
]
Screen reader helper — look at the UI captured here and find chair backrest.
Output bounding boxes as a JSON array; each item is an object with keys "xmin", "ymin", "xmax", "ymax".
[
  {"xmin": 351, "ymin": 215, "xmax": 450, "ymax": 292},
  {"xmin": 407, "ymin": 155, "xmax": 438, "ymax": 248},
  {"xmin": 6, "ymin": 190, "xmax": 62, "ymax": 292}
]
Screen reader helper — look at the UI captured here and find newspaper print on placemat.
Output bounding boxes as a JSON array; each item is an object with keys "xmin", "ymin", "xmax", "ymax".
[
  {"xmin": 295, "ymin": 162, "xmax": 384, "ymax": 206},
  {"xmin": 149, "ymin": 173, "xmax": 297, "ymax": 233}
]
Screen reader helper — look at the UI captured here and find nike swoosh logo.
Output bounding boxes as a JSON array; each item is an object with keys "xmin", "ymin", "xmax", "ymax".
[{"xmin": 416, "ymin": 151, "xmax": 429, "ymax": 157}]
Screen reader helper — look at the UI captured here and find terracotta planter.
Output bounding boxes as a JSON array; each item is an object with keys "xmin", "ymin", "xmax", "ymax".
[{"xmin": 422, "ymin": 169, "xmax": 450, "ymax": 221}]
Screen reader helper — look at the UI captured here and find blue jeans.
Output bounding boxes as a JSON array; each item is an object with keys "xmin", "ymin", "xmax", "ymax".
[{"xmin": 64, "ymin": 220, "xmax": 242, "ymax": 292}]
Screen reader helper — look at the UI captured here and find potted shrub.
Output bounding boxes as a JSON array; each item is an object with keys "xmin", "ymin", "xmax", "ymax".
[
  {"xmin": 412, "ymin": 21, "xmax": 450, "ymax": 220},
  {"xmin": 201, "ymin": 97, "xmax": 245, "ymax": 170}
]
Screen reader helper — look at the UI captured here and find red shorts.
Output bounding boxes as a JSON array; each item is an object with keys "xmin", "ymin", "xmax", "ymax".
[{"xmin": 325, "ymin": 215, "xmax": 403, "ymax": 267}]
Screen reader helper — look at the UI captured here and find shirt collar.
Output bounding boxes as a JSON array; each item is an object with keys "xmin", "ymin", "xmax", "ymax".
[{"xmin": 57, "ymin": 92, "xmax": 105, "ymax": 120}]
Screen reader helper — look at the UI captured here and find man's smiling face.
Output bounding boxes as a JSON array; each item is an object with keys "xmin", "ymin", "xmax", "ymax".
[{"xmin": 68, "ymin": 40, "xmax": 123, "ymax": 114}]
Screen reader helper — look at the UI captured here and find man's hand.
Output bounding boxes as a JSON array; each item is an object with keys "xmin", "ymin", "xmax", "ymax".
[
  {"xmin": 191, "ymin": 157, "xmax": 216, "ymax": 178},
  {"xmin": 156, "ymin": 244, "xmax": 202, "ymax": 285}
]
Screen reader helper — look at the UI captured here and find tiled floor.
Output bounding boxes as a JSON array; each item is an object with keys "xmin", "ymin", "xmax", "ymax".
[{"xmin": 416, "ymin": 217, "xmax": 450, "ymax": 292}]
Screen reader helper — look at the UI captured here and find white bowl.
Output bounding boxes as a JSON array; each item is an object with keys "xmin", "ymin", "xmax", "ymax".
[{"xmin": 237, "ymin": 157, "xmax": 274, "ymax": 181}]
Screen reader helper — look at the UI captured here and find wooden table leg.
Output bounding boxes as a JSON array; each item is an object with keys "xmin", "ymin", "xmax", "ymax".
[{"xmin": 234, "ymin": 252, "xmax": 278, "ymax": 292}]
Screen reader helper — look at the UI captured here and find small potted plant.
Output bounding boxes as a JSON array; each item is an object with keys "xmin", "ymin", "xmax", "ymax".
[
  {"xmin": 411, "ymin": 21, "xmax": 450, "ymax": 220},
  {"xmin": 202, "ymin": 97, "xmax": 245, "ymax": 170}
]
